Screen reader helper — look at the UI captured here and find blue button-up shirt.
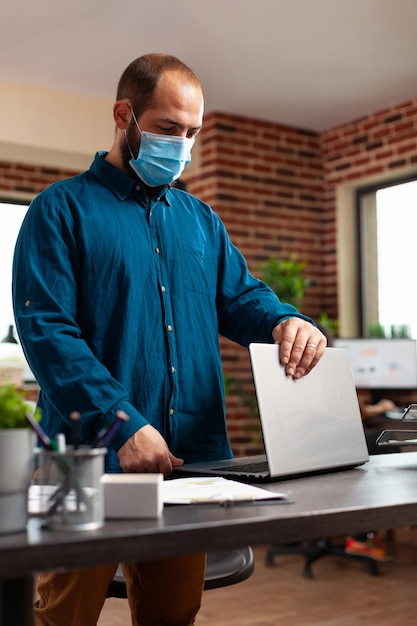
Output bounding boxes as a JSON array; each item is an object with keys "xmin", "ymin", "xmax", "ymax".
[{"xmin": 13, "ymin": 152, "xmax": 313, "ymax": 471}]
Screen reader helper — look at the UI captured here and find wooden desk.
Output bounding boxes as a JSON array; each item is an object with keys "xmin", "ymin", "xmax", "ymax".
[{"xmin": 2, "ymin": 452, "xmax": 417, "ymax": 625}]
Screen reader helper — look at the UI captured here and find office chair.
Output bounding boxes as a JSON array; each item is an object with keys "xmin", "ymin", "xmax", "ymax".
[
  {"xmin": 266, "ymin": 539, "xmax": 379, "ymax": 578},
  {"xmin": 106, "ymin": 546, "xmax": 254, "ymax": 598}
]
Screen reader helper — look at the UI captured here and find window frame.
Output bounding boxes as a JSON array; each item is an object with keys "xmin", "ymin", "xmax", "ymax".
[
  {"xmin": 0, "ymin": 196, "xmax": 31, "ymax": 338},
  {"xmin": 355, "ymin": 173, "xmax": 417, "ymax": 337}
]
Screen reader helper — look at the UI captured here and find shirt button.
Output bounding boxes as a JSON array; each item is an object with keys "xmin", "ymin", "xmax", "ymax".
[
  {"xmin": 135, "ymin": 185, "xmax": 140, "ymax": 191},
  {"xmin": 24, "ymin": 300, "xmax": 31, "ymax": 307},
  {"xmin": 161, "ymin": 285, "xmax": 166, "ymax": 292},
  {"xmin": 169, "ymin": 408, "xmax": 174, "ymax": 415},
  {"xmin": 171, "ymin": 366, "xmax": 176, "ymax": 373},
  {"xmin": 167, "ymin": 325, "xmax": 173, "ymax": 332},
  {"xmin": 155, "ymin": 247, "xmax": 160, "ymax": 254}
]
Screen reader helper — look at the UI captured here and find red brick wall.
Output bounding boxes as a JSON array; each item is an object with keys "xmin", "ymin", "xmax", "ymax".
[
  {"xmin": 2, "ymin": 98, "xmax": 417, "ymax": 455},
  {"xmin": 0, "ymin": 161, "xmax": 77, "ymax": 196}
]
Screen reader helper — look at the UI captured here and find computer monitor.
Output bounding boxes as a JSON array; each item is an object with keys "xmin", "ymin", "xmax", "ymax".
[{"xmin": 333, "ymin": 338, "xmax": 417, "ymax": 389}]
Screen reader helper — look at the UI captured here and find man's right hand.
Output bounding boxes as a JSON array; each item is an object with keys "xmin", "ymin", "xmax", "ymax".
[{"xmin": 117, "ymin": 424, "xmax": 184, "ymax": 476}]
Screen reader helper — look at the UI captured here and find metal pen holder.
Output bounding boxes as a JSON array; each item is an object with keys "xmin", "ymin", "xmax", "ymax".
[{"xmin": 36, "ymin": 446, "xmax": 106, "ymax": 531}]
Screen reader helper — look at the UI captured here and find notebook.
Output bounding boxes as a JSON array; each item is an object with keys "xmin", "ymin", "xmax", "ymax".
[{"xmin": 176, "ymin": 344, "xmax": 369, "ymax": 482}]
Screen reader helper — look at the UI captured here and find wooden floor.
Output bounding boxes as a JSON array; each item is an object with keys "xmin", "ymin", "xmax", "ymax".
[{"xmin": 98, "ymin": 527, "xmax": 417, "ymax": 625}]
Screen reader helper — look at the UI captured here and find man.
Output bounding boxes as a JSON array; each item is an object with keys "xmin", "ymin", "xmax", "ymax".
[{"xmin": 13, "ymin": 53, "xmax": 326, "ymax": 626}]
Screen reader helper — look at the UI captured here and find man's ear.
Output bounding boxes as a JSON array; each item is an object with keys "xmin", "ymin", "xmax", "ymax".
[{"xmin": 113, "ymin": 100, "xmax": 132, "ymax": 130}]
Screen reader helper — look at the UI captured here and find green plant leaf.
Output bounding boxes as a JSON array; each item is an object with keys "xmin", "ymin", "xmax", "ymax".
[
  {"xmin": 258, "ymin": 254, "xmax": 310, "ymax": 308},
  {"xmin": 0, "ymin": 385, "xmax": 40, "ymax": 429}
]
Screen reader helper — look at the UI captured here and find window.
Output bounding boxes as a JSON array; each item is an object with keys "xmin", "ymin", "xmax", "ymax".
[
  {"xmin": 0, "ymin": 201, "xmax": 30, "ymax": 340},
  {"xmin": 357, "ymin": 178, "xmax": 417, "ymax": 339}
]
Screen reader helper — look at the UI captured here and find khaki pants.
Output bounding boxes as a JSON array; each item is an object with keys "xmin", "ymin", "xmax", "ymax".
[{"xmin": 34, "ymin": 553, "xmax": 206, "ymax": 626}]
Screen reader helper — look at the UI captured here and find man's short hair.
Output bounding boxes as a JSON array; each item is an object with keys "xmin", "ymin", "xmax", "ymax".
[{"xmin": 116, "ymin": 53, "xmax": 200, "ymax": 118}]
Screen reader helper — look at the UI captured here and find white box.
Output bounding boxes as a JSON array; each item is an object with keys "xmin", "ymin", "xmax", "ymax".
[{"xmin": 101, "ymin": 473, "xmax": 163, "ymax": 519}]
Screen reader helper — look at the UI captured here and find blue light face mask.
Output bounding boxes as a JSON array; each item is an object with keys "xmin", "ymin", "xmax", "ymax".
[{"xmin": 128, "ymin": 109, "xmax": 195, "ymax": 187}]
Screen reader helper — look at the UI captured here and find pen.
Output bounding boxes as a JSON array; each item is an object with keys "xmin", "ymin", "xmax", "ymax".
[
  {"xmin": 25, "ymin": 412, "xmax": 59, "ymax": 452},
  {"xmin": 92, "ymin": 410, "xmax": 129, "ymax": 447},
  {"xmin": 220, "ymin": 498, "xmax": 294, "ymax": 507},
  {"xmin": 165, "ymin": 498, "xmax": 294, "ymax": 508}
]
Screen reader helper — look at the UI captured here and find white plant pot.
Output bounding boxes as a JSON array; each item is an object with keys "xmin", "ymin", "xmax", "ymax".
[{"xmin": 0, "ymin": 429, "xmax": 35, "ymax": 534}]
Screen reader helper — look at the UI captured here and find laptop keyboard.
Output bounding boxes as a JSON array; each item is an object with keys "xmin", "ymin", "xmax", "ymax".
[{"xmin": 214, "ymin": 461, "xmax": 269, "ymax": 475}]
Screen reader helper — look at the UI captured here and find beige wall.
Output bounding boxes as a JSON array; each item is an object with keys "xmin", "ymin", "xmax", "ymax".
[{"xmin": 0, "ymin": 81, "xmax": 114, "ymax": 170}]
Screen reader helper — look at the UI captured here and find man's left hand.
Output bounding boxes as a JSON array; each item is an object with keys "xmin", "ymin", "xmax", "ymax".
[{"xmin": 272, "ymin": 318, "xmax": 327, "ymax": 378}]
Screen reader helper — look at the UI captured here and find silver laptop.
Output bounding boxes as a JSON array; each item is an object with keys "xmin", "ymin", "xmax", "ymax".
[{"xmin": 176, "ymin": 344, "xmax": 369, "ymax": 482}]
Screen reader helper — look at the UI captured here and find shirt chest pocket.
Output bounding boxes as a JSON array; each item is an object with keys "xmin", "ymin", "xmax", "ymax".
[{"xmin": 177, "ymin": 239, "xmax": 214, "ymax": 296}]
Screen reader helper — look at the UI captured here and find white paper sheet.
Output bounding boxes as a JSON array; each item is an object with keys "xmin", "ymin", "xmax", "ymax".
[{"xmin": 161, "ymin": 476, "xmax": 289, "ymax": 505}]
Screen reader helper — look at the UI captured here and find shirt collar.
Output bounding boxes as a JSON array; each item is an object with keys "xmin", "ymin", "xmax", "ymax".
[{"xmin": 90, "ymin": 151, "xmax": 171, "ymax": 205}]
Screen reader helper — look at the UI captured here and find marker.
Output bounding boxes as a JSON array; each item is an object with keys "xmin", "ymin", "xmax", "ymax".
[
  {"xmin": 56, "ymin": 433, "xmax": 66, "ymax": 453},
  {"xmin": 92, "ymin": 410, "xmax": 129, "ymax": 447},
  {"xmin": 70, "ymin": 411, "xmax": 81, "ymax": 449}
]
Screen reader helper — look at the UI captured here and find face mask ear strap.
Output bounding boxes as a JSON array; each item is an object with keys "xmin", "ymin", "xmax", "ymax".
[
  {"xmin": 124, "ymin": 129, "xmax": 135, "ymax": 160},
  {"xmin": 129, "ymin": 106, "xmax": 142, "ymax": 133}
]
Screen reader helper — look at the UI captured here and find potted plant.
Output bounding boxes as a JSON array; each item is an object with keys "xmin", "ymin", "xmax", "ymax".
[
  {"xmin": 0, "ymin": 384, "xmax": 39, "ymax": 534},
  {"xmin": 258, "ymin": 254, "xmax": 311, "ymax": 309},
  {"xmin": 258, "ymin": 256, "xmax": 340, "ymax": 337}
]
